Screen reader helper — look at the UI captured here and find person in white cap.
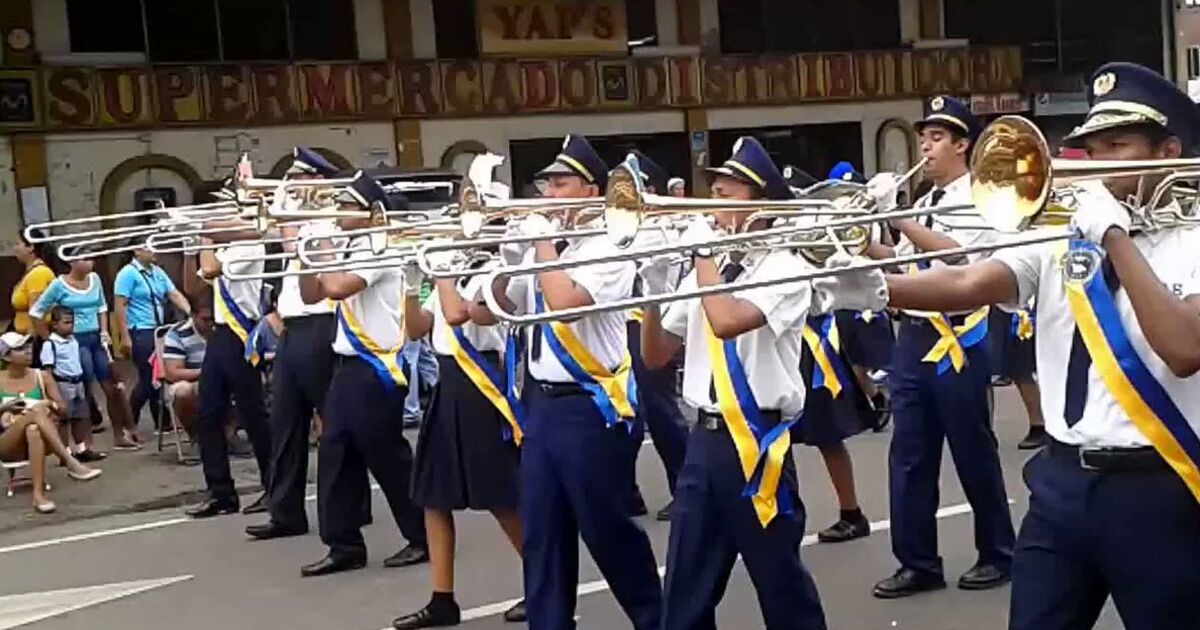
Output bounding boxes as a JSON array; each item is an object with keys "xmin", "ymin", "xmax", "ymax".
[{"xmin": 0, "ymin": 332, "xmax": 102, "ymax": 514}]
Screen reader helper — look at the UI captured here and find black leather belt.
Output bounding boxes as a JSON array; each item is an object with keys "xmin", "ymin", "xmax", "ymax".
[
  {"xmin": 900, "ymin": 313, "xmax": 971, "ymax": 327},
  {"xmin": 1047, "ymin": 438, "xmax": 1171, "ymax": 473},
  {"xmin": 54, "ymin": 375, "xmax": 84, "ymax": 385},
  {"xmin": 698, "ymin": 409, "xmax": 782, "ymax": 431},
  {"xmin": 530, "ymin": 379, "xmax": 589, "ymax": 398}
]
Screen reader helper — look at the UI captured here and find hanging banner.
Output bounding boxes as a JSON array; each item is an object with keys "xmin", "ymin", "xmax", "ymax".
[{"xmin": 477, "ymin": 0, "xmax": 628, "ymax": 56}]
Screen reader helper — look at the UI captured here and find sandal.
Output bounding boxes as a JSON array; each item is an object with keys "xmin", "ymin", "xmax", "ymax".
[
  {"xmin": 35, "ymin": 500, "xmax": 57, "ymax": 514},
  {"xmin": 68, "ymin": 468, "xmax": 103, "ymax": 482}
]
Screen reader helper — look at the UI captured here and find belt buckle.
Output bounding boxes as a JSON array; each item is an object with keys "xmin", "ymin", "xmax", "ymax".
[{"xmin": 1078, "ymin": 448, "xmax": 1102, "ymax": 472}]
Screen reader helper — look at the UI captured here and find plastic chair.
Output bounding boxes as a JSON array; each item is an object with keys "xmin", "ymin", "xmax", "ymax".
[
  {"xmin": 153, "ymin": 325, "xmax": 190, "ymax": 463},
  {"xmin": 3, "ymin": 460, "xmax": 50, "ymax": 497}
]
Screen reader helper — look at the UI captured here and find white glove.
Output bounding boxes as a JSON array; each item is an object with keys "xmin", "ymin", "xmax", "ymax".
[
  {"xmin": 297, "ymin": 220, "xmax": 339, "ymax": 240},
  {"xmin": 638, "ymin": 256, "xmax": 675, "ymax": 295},
  {"xmin": 403, "ymin": 261, "xmax": 424, "ymax": 296},
  {"xmin": 1070, "ymin": 180, "xmax": 1131, "ymax": 244},
  {"xmin": 866, "ymin": 172, "xmax": 900, "ymax": 212},
  {"xmin": 425, "ymin": 249, "xmax": 460, "ymax": 272},
  {"xmin": 810, "ymin": 253, "xmax": 889, "ymax": 315},
  {"xmin": 516, "ymin": 214, "xmax": 556, "ymax": 239},
  {"xmin": 679, "ymin": 217, "xmax": 717, "ymax": 252}
]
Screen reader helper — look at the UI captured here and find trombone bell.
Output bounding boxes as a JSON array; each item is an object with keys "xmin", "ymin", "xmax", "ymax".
[
  {"xmin": 604, "ymin": 158, "xmax": 642, "ymax": 249},
  {"xmin": 970, "ymin": 115, "xmax": 1052, "ymax": 233}
]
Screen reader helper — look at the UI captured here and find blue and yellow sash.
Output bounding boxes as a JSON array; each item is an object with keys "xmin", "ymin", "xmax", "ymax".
[
  {"xmin": 1011, "ymin": 306, "xmax": 1035, "ymax": 341},
  {"xmin": 216, "ymin": 279, "xmax": 260, "ymax": 366},
  {"xmin": 703, "ymin": 318, "xmax": 795, "ymax": 527},
  {"xmin": 335, "ymin": 302, "xmax": 407, "ymax": 394},
  {"xmin": 445, "ymin": 324, "xmax": 524, "ymax": 445},
  {"xmin": 1064, "ymin": 239, "xmax": 1200, "ymax": 503},
  {"xmin": 534, "ymin": 293, "xmax": 637, "ymax": 427},
  {"xmin": 801, "ymin": 314, "xmax": 848, "ymax": 398},
  {"xmin": 908, "ymin": 262, "xmax": 990, "ymax": 374}
]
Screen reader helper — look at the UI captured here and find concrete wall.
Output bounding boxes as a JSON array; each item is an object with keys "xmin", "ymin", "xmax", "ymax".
[
  {"xmin": 42, "ymin": 122, "xmax": 395, "ymax": 220},
  {"xmin": 0, "ymin": 138, "xmax": 18, "ymax": 253}
]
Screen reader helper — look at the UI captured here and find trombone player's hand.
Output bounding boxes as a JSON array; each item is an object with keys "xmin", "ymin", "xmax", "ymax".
[
  {"xmin": 679, "ymin": 216, "xmax": 717, "ymax": 257},
  {"xmin": 638, "ymin": 255, "xmax": 675, "ymax": 295},
  {"xmin": 1070, "ymin": 180, "xmax": 1131, "ymax": 245},
  {"xmin": 403, "ymin": 261, "xmax": 424, "ymax": 297},
  {"xmin": 500, "ymin": 221, "xmax": 531, "ymax": 266},
  {"xmin": 866, "ymin": 172, "xmax": 900, "ymax": 213},
  {"xmin": 515, "ymin": 214, "xmax": 558, "ymax": 240},
  {"xmin": 810, "ymin": 253, "xmax": 889, "ymax": 315}
]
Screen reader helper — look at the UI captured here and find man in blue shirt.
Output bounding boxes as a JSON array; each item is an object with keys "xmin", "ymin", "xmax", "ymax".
[{"xmin": 113, "ymin": 247, "xmax": 190, "ymax": 434}]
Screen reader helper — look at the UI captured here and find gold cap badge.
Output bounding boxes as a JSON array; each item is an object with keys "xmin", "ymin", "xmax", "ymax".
[
  {"xmin": 930, "ymin": 96, "xmax": 945, "ymax": 111},
  {"xmin": 1093, "ymin": 72, "xmax": 1117, "ymax": 97}
]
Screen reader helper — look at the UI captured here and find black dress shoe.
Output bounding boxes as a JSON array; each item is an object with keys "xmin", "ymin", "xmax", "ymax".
[
  {"xmin": 817, "ymin": 516, "xmax": 870, "ymax": 543},
  {"xmin": 246, "ymin": 522, "xmax": 307, "ymax": 540},
  {"xmin": 958, "ymin": 563, "xmax": 1010, "ymax": 590},
  {"xmin": 626, "ymin": 492, "xmax": 648, "ymax": 517},
  {"xmin": 872, "ymin": 568, "xmax": 947, "ymax": 599},
  {"xmin": 655, "ymin": 499, "xmax": 674, "ymax": 522},
  {"xmin": 383, "ymin": 543, "xmax": 430, "ymax": 568},
  {"xmin": 300, "ymin": 552, "xmax": 367, "ymax": 577},
  {"xmin": 392, "ymin": 603, "xmax": 461, "ymax": 629},
  {"xmin": 242, "ymin": 493, "xmax": 268, "ymax": 515},
  {"xmin": 186, "ymin": 498, "xmax": 239, "ymax": 519},
  {"xmin": 1018, "ymin": 426, "xmax": 1048, "ymax": 450},
  {"xmin": 502, "ymin": 599, "xmax": 526, "ymax": 623}
]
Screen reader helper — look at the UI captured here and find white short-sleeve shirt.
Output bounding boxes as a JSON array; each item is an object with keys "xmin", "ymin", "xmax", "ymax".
[
  {"xmin": 507, "ymin": 233, "xmax": 636, "ymax": 383},
  {"xmin": 425, "ymin": 274, "xmax": 506, "ymax": 356},
  {"xmin": 332, "ymin": 236, "xmax": 407, "ymax": 358},
  {"xmin": 278, "ymin": 222, "xmax": 338, "ymax": 318},
  {"xmin": 992, "ymin": 223, "xmax": 1200, "ymax": 448},
  {"xmin": 661, "ymin": 250, "xmax": 814, "ymax": 417},
  {"xmin": 897, "ymin": 173, "xmax": 998, "ymax": 317},
  {"xmin": 214, "ymin": 244, "xmax": 266, "ymax": 325}
]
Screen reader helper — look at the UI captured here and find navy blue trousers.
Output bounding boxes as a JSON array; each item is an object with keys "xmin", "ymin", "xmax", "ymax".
[
  {"xmin": 520, "ymin": 383, "xmax": 662, "ymax": 630},
  {"xmin": 129, "ymin": 328, "xmax": 162, "ymax": 429},
  {"xmin": 663, "ymin": 423, "xmax": 826, "ymax": 630},
  {"xmin": 628, "ymin": 321, "xmax": 688, "ymax": 495},
  {"xmin": 1009, "ymin": 448, "xmax": 1200, "ymax": 630},
  {"xmin": 317, "ymin": 357, "xmax": 425, "ymax": 557},
  {"xmin": 887, "ymin": 320, "xmax": 1014, "ymax": 577},
  {"xmin": 198, "ymin": 325, "xmax": 271, "ymax": 504},
  {"xmin": 266, "ymin": 314, "xmax": 337, "ymax": 531}
]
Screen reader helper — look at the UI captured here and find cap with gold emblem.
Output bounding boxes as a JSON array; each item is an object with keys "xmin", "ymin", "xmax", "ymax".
[
  {"xmin": 1063, "ymin": 62, "xmax": 1199, "ymax": 154},
  {"xmin": 914, "ymin": 95, "xmax": 981, "ymax": 142},
  {"xmin": 706, "ymin": 136, "xmax": 792, "ymax": 200},
  {"xmin": 535, "ymin": 134, "xmax": 609, "ymax": 188}
]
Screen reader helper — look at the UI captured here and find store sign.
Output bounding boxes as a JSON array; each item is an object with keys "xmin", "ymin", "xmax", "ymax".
[
  {"xmin": 970, "ymin": 92, "xmax": 1029, "ymax": 115},
  {"xmin": 0, "ymin": 70, "xmax": 38, "ymax": 126},
  {"xmin": 30, "ymin": 46, "xmax": 1022, "ymax": 130},
  {"xmin": 1033, "ymin": 91, "xmax": 1089, "ymax": 116},
  {"xmin": 478, "ymin": 0, "xmax": 627, "ymax": 56}
]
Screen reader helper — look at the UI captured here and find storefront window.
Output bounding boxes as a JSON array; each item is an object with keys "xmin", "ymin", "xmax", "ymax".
[{"xmin": 720, "ymin": 0, "xmax": 900, "ymax": 54}]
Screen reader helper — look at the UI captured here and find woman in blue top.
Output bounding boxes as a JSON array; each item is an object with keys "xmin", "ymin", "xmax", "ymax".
[
  {"xmin": 31, "ymin": 258, "xmax": 139, "ymax": 450},
  {"xmin": 113, "ymin": 247, "xmax": 189, "ymax": 435}
]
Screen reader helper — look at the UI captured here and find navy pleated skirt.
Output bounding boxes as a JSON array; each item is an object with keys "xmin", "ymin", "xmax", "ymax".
[
  {"xmin": 791, "ymin": 319, "xmax": 875, "ymax": 447},
  {"xmin": 835, "ymin": 310, "xmax": 895, "ymax": 371},
  {"xmin": 411, "ymin": 353, "xmax": 520, "ymax": 511}
]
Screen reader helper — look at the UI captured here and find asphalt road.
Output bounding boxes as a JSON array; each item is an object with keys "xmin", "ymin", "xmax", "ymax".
[{"xmin": 0, "ymin": 388, "xmax": 1126, "ymax": 630}]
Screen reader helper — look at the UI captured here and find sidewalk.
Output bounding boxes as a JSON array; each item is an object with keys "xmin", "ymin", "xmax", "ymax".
[{"xmin": 0, "ymin": 426, "xmax": 306, "ymax": 534}]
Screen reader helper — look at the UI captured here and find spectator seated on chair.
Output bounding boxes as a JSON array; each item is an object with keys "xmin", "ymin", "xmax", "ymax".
[
  {"xmin": 161, "ymin": 294, "xmax": 215, "ymax": 443},
  {"xmin": 40, "ymin": 306, "xmax": 105, "ymax": 463},
  {"xmin": 0, "ymin": 332, "xmax": 102, "ymax": 514}
]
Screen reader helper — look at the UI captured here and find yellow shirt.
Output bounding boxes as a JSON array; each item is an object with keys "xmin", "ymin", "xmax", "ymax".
[{"xmin": 11, "ymin": 263, "xmax": 54, "ymax": 334}]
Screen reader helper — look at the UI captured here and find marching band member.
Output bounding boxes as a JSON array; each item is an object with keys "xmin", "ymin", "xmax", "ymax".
[
  {"xmin": 391, "ymin": 252, "xmax": 525, "ymax": 628},
  {"xmin": 641, "ymin": 137, "xmax": 826, "ymax": 630},
  {"xmin": 246, "ymin": 147, "xmax": 344, "ymax": 541},
  {"xmin": 297, "ymin": 172, "xmax": 428, "ymax": 577},
  {"xmin": 836, "ymin": 62, "xmax": 1200, "ymax": 630},
  {"xmin": 625, "ymin": 150, "xmax": 690, "ymax": 521},
  {"xmin": 186, "ymin": 236, "xmax": 272, "ymax": 518},
  {"xmin": 489, "ymin": 135, "xmax": 662, "ymax": 630},
  {"xmin": 866, "ymin": 96, "xmax": 1015, "ymax": 598}
]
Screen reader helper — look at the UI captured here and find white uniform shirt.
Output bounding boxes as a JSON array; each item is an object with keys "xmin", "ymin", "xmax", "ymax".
[
  {"xmin": 661, "ymin": 250, "xmax": 814, "ymax": 417},
  {"xmin": 426, "ymin": 274, "xmax": 506, "ymax": 356},
  {"xmin": 506, "ymin": 233, "xmax": 636, "ymax": 383},
  {"xmin": 214, "ymin": 244, "xmax": 266, "ymax": 325},
  {"xmin": 993, "ymin": 224, "xmax": 1200, "ymax": 448},
  {"xmin": 278, "ymin": 222, "xmax": 338, "ymax": 318},
  {"xmin": 332, "ymin": 236, "xmax": 406, "ymax": 358},
  {"xmin": 897, "ymin": 173, "xmax": 998, "ymax": 316}
]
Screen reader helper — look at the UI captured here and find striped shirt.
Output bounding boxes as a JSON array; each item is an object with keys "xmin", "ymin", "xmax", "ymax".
[{"xmin": 162, "ymin": 320, "xmax": 207, "ymax": 369}]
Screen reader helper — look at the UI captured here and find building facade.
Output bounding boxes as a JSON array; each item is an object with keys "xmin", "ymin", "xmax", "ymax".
[{"xmin": 0, "ymin": 0, "xmax": 1178, "ymax": 258}]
